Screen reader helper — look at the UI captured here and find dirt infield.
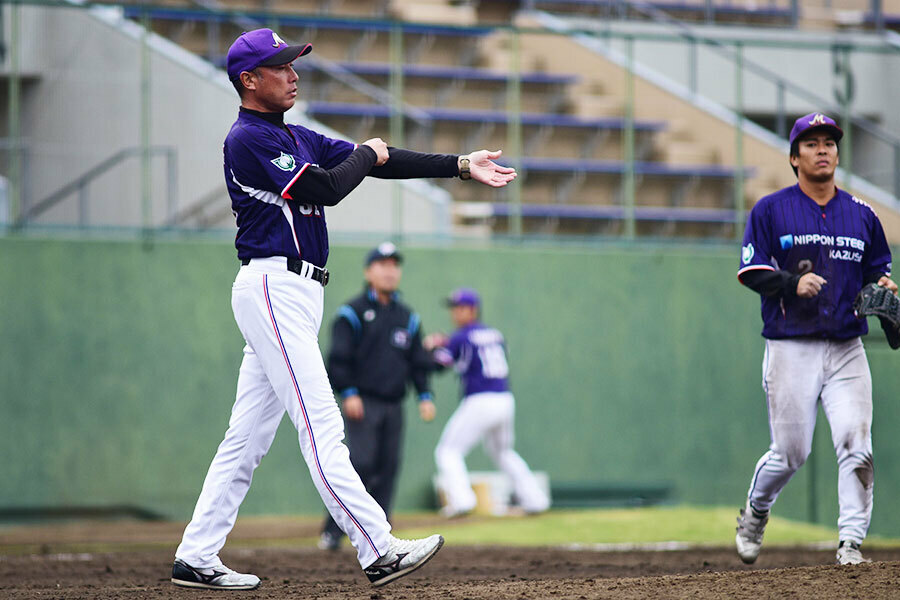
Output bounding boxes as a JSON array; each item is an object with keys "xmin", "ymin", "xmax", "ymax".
[{"xmin": 2, "ymin": 518, "xmax": 899, "ymax": 599}]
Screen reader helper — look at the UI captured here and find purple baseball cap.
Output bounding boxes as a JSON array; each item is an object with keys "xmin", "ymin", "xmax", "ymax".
[
  {"xmin": 789, "ymin": 112, "xmax": 843, "ymax": 146},
  {"xmin": 226, "ymin": 28, "xmax": 312, "ymax": 81},
  {"xmin": 445, "ymin": 287, "xmax": 480, "ymax": 307}
]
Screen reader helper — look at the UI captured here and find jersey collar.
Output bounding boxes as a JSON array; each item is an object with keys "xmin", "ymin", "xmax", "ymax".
[
  {"xmin": 794, "ymin": 182, "xmax": 841, "ymax": 211},
  {"xmin": 239, "ymin": 106, "xmax": 286, "ymax": 129},
  {"xmin": 366, "ymin": 286, "xmax": 399, "ymax": 305}
]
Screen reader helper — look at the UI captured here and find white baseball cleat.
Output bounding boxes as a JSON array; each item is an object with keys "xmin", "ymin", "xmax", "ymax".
[
  {"xmin": 735, "ymin": 503, "xmax": 768, "ymax": 564},
  {"xmin": 364, "ymin": 533, "xmax": 444, "ymax": 587},
  {"xmin": 836, "ymin": 540, "xmax": 871, "ymax": 565},
  {"xmin": 171, "ymin": 559, "xmax": 261, "ymax": 590}
]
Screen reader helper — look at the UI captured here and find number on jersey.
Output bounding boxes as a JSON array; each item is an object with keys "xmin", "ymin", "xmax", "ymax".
[
  {"xmin": 478, "ymin": 343, "xmax": 509, "ymax": 379},
  {"xmin": 298, "ymin": 204, "xmax": 321, "ymax": 217}
]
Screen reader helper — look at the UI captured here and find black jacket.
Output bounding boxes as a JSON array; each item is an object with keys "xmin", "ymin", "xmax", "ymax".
[{"xmin": 327, "ymin": 288, "xmax": 433, "ymax": 403}]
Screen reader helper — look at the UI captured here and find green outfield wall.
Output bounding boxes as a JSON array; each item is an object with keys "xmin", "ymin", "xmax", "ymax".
[{"xmin": 2, "ymin": 236, "xmax": 900, "ymax": 536}]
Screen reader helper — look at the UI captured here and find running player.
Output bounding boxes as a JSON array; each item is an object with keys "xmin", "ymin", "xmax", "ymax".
[
  {"xmin": 425, "ymin": 288, "xmax": 549, "ymax": 517},
  {"xmin": 735, "ymin": 112, "xmax": 896, "ymax": 566},
  {"xmin": 171, "ymin": 28, "xmax": 516, "ymax": 590}
]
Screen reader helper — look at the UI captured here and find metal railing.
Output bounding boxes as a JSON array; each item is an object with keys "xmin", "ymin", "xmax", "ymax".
[
  {"xmin": 523, "ymin": 0, "xmax": 801, "ymax": 27},
  {"xmin": 181, "ymin": 0, "xmax": 433, "ymax": 127},
  {"xmin": 622, "ymin": 0, "xmax": 900, "ymax": 197},
  {"xmin": 1, "ymin": 0, "xmax": 899, "ymax": 240},
  {"xmin": 18, "ymin": 146, "xmax": 178, "ymax": 226},
  {"xmin": 536, "ymin": 3, "xmax": 900, "ymax": 200}
]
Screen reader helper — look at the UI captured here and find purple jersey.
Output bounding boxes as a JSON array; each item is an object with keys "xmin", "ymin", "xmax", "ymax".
[
  {"xmin": 224, "ymin": 110, "xmax": 356, "ymax": 267},
  {"xmin": 738, "ymin": 184, "xmax": 892, "ymax": 339},
  {"xmin": 435, "ymin": 322, "xmax": 510, "ymax": 398}
]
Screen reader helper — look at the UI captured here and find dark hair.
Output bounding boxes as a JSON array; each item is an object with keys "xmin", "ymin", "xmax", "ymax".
[
  {"xmin": 231, "ymin": 78, "xmax": 244, "ymax": 97},
  {"xmin": 789, "ymin": 135, "xmax": 840, "ymax": 177}
]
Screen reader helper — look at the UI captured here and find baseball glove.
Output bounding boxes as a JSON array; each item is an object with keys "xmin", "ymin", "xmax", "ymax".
[{"xmin": 854, "ymin": 283, "xmax": 900, "ymax": 349}]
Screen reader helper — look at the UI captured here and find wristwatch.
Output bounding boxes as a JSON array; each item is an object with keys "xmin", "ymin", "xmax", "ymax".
[{"xmin": 459, "ymin": 157, "xmax": 471, "ymax": 180}]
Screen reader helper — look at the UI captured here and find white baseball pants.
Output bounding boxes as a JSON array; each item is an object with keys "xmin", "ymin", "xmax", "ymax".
[
  {"xmin": 746, "ymin": 337, "xmax": 873, "ymax": 544},
  {"xmin": 176, "ymin": 257, "xmax": 391, "ymax": 568},
  {"xmin": 435, "ymin": 391, "xmax": 550, "ymax": 515}
]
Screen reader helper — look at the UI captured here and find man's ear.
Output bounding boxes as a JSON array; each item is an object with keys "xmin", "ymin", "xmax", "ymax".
[{"xmin": 240, "ymin": 70, "xmax": 257, "ymax": 92}]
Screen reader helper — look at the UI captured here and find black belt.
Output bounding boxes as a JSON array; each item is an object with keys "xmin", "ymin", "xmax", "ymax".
[{"xmin": 241, "ymin": 257, "xmax": 330, "ymax": 287}]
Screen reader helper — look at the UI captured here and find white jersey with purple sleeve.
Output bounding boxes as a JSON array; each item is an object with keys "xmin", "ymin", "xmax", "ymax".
[
  {"xmin": 737, "ymin": 184, "xmax": 892, "ymax": 339},
  {"xmin": 435, "ymin": 322, "xmax": 510, "ymax": 398},
  {"xmin": 224, "ymin": 110, "xmax": 356, "ymax": 267}
]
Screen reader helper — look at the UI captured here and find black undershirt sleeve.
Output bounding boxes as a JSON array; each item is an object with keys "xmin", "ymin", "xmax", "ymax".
[
  {"xmin": 369, "ymin": 148, "xmax": 459, "ymax": 179},
  {"xmin": 284, "ymin": 146, "xmax": 459, "ymax": 206},
  {"xmin": 863, "ymin": 271, "xmax": 886, "ymax": 286},
  {"xmin": 284, "ymin": 145, "xmax": 378, "ymax": 207},
  {"xmin": 742, "ymin": 269, "xmax": 886, "ymax": 298},
  {"xmin": 740, "ymin": 269, "xmax": 801, "ymax": 298}
]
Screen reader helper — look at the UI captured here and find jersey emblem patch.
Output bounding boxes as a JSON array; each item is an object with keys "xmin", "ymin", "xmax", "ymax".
[
  {"xmin": 741, "ymin": 243, "xmax": 755, "ymax": 264},
  {"xmin": 271, "ymin": 152, "xmax": 296, "ymax": 172},
  {"xmin": 364, "ymin": 309, "xmax": 376, "ymax": 322},
  {"xmin": 391, "ymin": 328, "xmax": 411, "ymax": 349},
  {"xmin": 779, "ymin": 234, "xmax": 793, "ymax": 250}
]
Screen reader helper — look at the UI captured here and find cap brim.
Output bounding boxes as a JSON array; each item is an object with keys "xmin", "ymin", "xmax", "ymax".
[
  {"xmin": 258, "ymin": 43, "xmax": 312, "ymax": 67},
  {"xmin": 795, "ymin": 124, "xmax": 844, "ymax": 145},
  {"xmin": 445, "ymin": 298, "xmax": 476, "ymax": 307},
  {"xmin": 366, "ymin": 253, "xmax": 403, "ymax": 266}
]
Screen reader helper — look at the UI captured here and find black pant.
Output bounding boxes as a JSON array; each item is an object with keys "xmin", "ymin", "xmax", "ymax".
[{"xmin": 322, "ymin": 397, "xmax": 404, "ymax": 539}]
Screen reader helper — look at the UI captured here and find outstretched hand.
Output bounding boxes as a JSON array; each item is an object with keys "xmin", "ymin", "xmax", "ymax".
[{"xmin": 463, "ymin": 150, "xmax": 517, "ymax": 188}]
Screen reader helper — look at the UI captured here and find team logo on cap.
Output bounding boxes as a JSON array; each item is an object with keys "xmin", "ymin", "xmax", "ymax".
[
  {"xmin": 270, "ymin": 152, "xmax": 296, "ymax": 172},
  {"xmin": 272, "ymin": 31, "xmax": 287, "ymax": 47},
  {"xmin": 741, "ymin": 243, "xmax": 755, "ymax": 265},
  {"xmin": 808, "ymin": 114, "xmax": 827, "ymax": 126}
]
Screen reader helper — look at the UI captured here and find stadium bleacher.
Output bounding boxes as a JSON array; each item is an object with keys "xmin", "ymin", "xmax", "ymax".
[
  {"xmin": 479, "ymin": 0, "xmax": 796, "ymax": 26},
  {"xmin": 509, "ymin": 0, "xmax": 900, "ymax": 30},
  {"xmin": 121, "ymin": 0, "xmax": 809, "ymax": 238}
]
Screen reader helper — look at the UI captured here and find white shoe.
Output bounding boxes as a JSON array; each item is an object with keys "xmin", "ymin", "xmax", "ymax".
[
  {"xmin": 171, "ymin": 559, "xmax": 261, "ymax": 590},
  {"xmin": 735, "ymin": 503, "xmax": 768, "ymax": 564},
  {"xmin": 836, "ymin": 540, "xmax": 871, "ymax": 565},
  {"xmin": 364, "ymin": 534, "xmax": 444, "ymax": 587}
]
